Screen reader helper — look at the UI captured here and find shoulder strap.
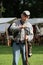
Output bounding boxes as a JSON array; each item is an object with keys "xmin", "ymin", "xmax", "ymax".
[
  {"xmin": 20, "ymin": 20, "xmax": 25, "ymax": 25},
  {"xmin": 8, "ymin": 23, "xmax": 13, "ymax": 35}
]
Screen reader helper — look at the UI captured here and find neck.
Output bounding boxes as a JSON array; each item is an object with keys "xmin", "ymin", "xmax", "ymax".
[{"xmin": 26, "ymin": 18, "xmax": 28, "ymax": 21}]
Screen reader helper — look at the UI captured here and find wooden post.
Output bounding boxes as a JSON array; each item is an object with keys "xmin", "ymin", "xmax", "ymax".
[{"xmin": 5, "ymin": 28, "xmax": 10, "ymax": 46}]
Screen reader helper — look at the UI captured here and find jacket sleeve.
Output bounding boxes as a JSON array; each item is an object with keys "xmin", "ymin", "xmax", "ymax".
[
  {"xmin": 25, "ymin": 24, "xmax": 34, "ymax": 41},
  {"xmin": 25, "ymin": 27, "xmax": 30, "ymax": 35},
  {"xmin": 24, "ymin": 22, "xmax": 33, "ymax": 35}
]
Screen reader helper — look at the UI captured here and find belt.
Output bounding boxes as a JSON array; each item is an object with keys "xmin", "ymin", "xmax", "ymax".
[{"xmin": 16, "ymin": 40, "xmax": 25, "ymax": 45}]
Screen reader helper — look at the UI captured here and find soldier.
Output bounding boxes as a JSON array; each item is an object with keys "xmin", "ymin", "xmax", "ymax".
[{"xmin": 10, "ymin": 10, "xmax": 33, "ymax": 65}]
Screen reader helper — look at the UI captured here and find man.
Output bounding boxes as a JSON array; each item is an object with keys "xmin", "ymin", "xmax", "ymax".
[{"xmin": 10, "ymin": 10, "xmax": 33, "ymax": 65}]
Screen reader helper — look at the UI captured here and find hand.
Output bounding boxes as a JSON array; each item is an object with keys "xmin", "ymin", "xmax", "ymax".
[
  {"xmin": 19, "ymin": 25, "xmax": 26, "ymax": 29},
  {"xmin": 25, "ymin": 35, "xmax": 28, "ymax": 40},
  {"xmin": 19, "ymin": 25, "xmax": 23, "ymax": 29},
  {"xmin": 22, "ymin": 25, "xmax": 26, "ymax": 28}
]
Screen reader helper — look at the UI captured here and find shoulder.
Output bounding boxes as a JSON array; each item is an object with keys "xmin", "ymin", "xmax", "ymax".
[
  {"xmin": 13, "ymin": 19, "xmax": 21, "ymax": 25},
  {"xmin": 25, "ymin": 20, "xmax": 32, "ymax": 27},
  {"xmin": 13, "ymin": 19, "xmax": 20, "ymax": 23}
]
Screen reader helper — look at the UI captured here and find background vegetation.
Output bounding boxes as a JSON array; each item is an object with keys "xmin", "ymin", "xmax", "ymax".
[{"xmin": 0, "ymin": 0, "xmax": 43, "ymax": 18}]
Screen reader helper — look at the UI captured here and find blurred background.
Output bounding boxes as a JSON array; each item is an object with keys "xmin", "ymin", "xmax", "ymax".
[{"xmin": 0, "ymin": 0, "xmax": 43, "ymax": 18}]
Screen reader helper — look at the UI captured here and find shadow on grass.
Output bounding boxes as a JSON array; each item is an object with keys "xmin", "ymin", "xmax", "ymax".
[
  {"xmin": 32, "ymin": 45, "xmax": 43, "ymax": 54},
  {"xmin": 0, "ymin": 45, "xmax": 12, "ymax": 54},
  {"xmin": 0, "ymin": 45, "xmax": 43, "ymax": 54}
]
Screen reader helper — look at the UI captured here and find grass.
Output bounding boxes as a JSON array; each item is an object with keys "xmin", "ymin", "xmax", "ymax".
[
  {"xmin": 29, "ymin": 45, "xmax": 43, "ymax": 65},
  {"xmin": 0, "ymin": 46, "xmax": 12, "ymax": 65},
  {"xmin": 0, "ymin": 45, "xmax": 43, "ymax": 65}
]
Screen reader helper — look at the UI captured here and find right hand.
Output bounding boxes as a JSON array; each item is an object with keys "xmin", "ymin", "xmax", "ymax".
[
  {"xmin": 19, "ymin": 25, "xmax": 26, "ymax": 29},
  {"xmin": 19, "ymin": 25, "xmax": 23, "ymax": 29}
]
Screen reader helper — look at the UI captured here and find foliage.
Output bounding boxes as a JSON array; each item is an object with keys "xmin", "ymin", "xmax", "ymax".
[{"xmin": 0, "ymin": 0, "xmax": 43, "ymax": 18}]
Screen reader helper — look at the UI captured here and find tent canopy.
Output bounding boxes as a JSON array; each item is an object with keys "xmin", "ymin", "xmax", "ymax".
[
  {"xmin": 0, "ymin": 18, "xmax": 16, "ymax": 24},
  {"xmin": 0, "ymin": 18, "xmax": 43, "ymax": 33},
  {"xmin": 0, "ymin": 18, "xmax": 16, "ymax": 33},
  {"xmin": 29, "ymin": 18, "xmax": 43, "ymax": 25},
  {"xmin": 0, "ymin": 23, "xmax": 10, "ymax": 33}
]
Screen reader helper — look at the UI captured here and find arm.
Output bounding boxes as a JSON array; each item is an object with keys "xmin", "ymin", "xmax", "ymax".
[{"xmin": 24, "ymin": 26, "xmax": 34, "ymax": 41}]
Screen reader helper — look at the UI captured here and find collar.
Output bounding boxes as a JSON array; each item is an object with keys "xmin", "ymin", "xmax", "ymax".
[{"xmin": 20, "ymin": 18, "xmax": 29, "ymax": 25}]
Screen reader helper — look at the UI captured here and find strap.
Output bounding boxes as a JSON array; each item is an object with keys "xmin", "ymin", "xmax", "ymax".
[{"xmin": 20, "ymin": 20, "xmax": 25, "ymax": 25}]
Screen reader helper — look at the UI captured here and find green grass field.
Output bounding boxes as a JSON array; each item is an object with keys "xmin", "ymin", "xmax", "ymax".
[{"xmin": 0, "ymin": 45, "xmax": 43, "ymax": 65}]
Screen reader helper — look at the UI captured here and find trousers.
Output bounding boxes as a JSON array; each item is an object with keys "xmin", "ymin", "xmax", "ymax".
[{"xmin": 12, "ymin": 42, "xmax": 26, "ymax": 65}]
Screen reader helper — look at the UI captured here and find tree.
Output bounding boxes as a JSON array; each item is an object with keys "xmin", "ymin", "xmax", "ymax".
[
  {"xmin": 0, "ymin": 1, "xmax": 5, "ymax": 17},
  {"xmin": 1, "ymin": 0, "xmax": 43, "ymax": 18}
]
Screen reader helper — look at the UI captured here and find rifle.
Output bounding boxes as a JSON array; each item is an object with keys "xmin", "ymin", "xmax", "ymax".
[{"xmin": 25, "ymin": 35, "xmax": 28, "ymax": 65}]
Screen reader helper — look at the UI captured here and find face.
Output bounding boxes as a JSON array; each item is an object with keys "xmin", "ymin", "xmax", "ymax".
[{"xmin": 21, "ymin": 14, "xmax": 27, "ymax": 22}]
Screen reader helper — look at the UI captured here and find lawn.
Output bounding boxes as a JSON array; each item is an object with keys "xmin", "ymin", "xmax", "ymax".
[{"xmin": 0, "ymin": 45, "xmax": 43, "ymax": 65}]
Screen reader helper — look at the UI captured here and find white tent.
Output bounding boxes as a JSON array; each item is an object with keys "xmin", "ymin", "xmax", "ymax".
[
  {"xmin": 0, "ymin": 18, "xmax": 16, "ymax": 33},
  {"xmin": 0, "ymin": 23, "xmax": 10, "ymax": 33},
  {"xmin": 0, "ymin": 18, "xmax": 16, "ymax": 23},
  {"xmin": 0, "ymin": 18, "xmax": 43, "ymax": 33},
  {"xmin": 29, "ymin": 18, "xmax": 43, "ymax": 25}
]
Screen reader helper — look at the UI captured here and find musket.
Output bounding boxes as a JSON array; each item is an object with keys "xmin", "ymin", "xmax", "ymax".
[{"xmin": 25, "ymin": 35, "xmax": 28, "ymax": 65}]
